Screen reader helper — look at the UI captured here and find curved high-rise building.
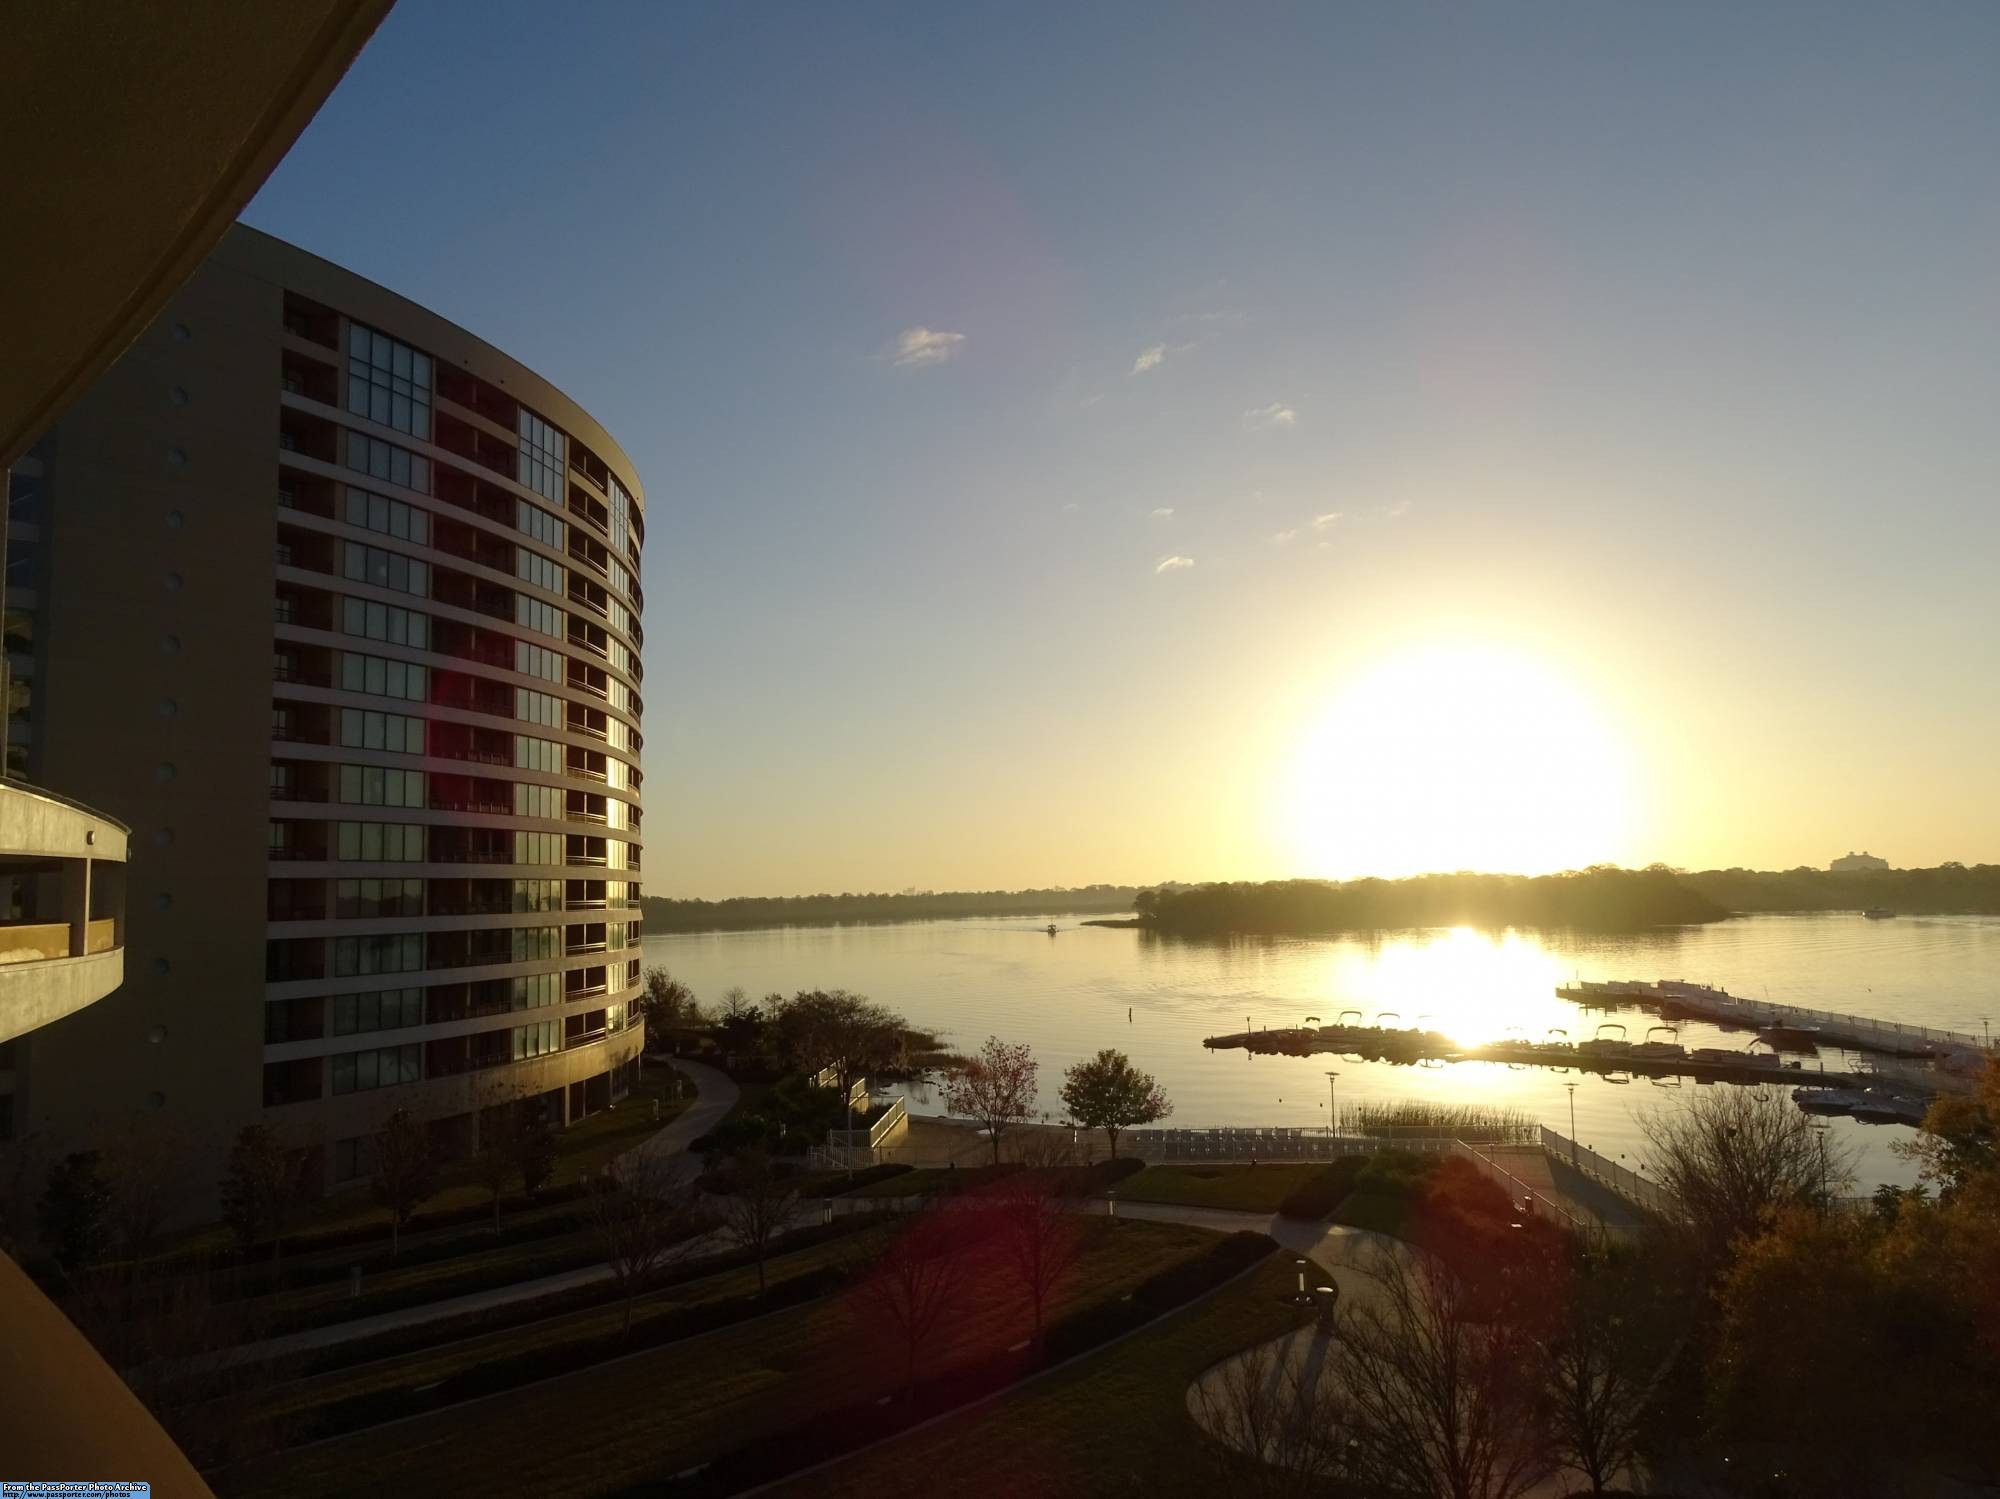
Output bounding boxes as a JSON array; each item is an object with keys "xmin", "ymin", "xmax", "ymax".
[{"xmin": 8, "ymin": 226, "xmax": 646, "ymax": 1189}]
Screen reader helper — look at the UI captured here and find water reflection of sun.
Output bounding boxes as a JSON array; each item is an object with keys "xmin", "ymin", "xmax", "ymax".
[{"xmin": 1298, "ymin": 925, "xmax": 1578, "ymax": 1046}]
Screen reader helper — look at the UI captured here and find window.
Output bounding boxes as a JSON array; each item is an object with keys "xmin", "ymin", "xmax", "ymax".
[
  {"xmin": 335, "ymin": 821, "xmax": 427, "ymax": 862},
  {"xmin": 333, "ymin": 934, "xmax": 424, "ymax": 977},
  {"xmin": 332, "ymin": 987, "xmax": 425, "ymax": 1036},
  {"xmin": 516, "ymin": 546, "xmax": 564, "ymax": 596},
  {"xmin": 333, "ymin": 1134, "xmax": 376, "ymax": 1182},
  {"xmin": 270, "ymin": 764, "xmax": 294, "ymax": 799},
  {"xmin": 609, "ymin": 474, "xmax": 635, "ymax": 561},
  {"xmin": 515, "ymin": 735, "xmax": 563, "ymax": 774},
  {"xmin": 512, "ymin": 925, "xmax": 559, "ymax": 962},
  {"xmin": 336, "ymin": 878, "xmax": 424, "ymax": 918},
  {"xmin": 608, "ymin": 594, "xmax": 632, "ymax": 638},
  {"xmin": 347, "ymin": 323, "xmax": 433, "ymax": 439},
  {"xmin": 345, "ymin": 430, "xmax": 430, "ymax": 492},
  {"xmin": 267, "ymin": 820, "xmax": 292, "ymax": 854},
  {"xmin": 508, "ymin": 972, "xmax": 561, "ymax": 1009},
  {"xmin": 512, "ymin": 1020, "xmax": 560, "ymax": 1060},
  {"xmin": 331, "ymin": 1042, "xmax": 422, "ymax": 1094},
  {"xmin": 512, "ymin": 878, "xmax": 561, "ymax": 912},
  {"xmin": 518, "ymin": 408, "xmax": 567, "ymax": 502},
  {"xmin": 339, "ymin": 708, "xmax": 425, "ymax": 755},
  {"xmin": 342, "ymin": 597, "xmax": 429, "ymax": 649},
  {"xmin": 513, "ymin": 782, "xmax": 561, "ymax": 820},
  {"xmin": 515, "ymin": 640, "xmax": 563, "ymax": 682},
  {"xmin": 345, "ymin": 486, "xmax": 429, "ymax": 544},
  {"xmin": 342, "ymin": 652, "xmax": 428, "ymax": 703},
  {"xmin": 515, "ymin": 687, "xmax": 561, "ymax": 727},
  {"xmin": 513, "ymin": 830, "xmax": 562, "ymax": 865},
  {"xmin": 608, "ymin": 555, "xmax": 633, "ymax": 604},
  {"xmin": 518, "ymin": 498, "xmax": 566, "ymax": 550},
  {"xmin": 339, "ymin": 764, "xmax": 425, "ymax": 807},
  {"xmin": 343, "ymin": 542, "xmax": 429, "ymax": 598},
  {"xmin": 610, "ymin": 639, "xmax": 636, "ymax": 677},
  {"xmin": 515, "ymin": 594, "xmax": 562, "ymax": 638}
]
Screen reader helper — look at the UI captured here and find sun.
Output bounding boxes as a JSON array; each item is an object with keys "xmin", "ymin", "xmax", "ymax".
[{"xmin": 1278, "ymin": 643, "xmax": 1640, "ymax": 879}]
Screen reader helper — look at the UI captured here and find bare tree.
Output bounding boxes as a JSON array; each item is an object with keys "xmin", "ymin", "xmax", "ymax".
[
  {"xmin": 943, "ymin": 1036, "xmax": 1040, "ymax": 1165},
  {"xmin": 588, "ymin": 1153, "xmax": 708, "ymax": 1334},
  {"xmin": 1191, "ymin": 1332, "xmax": 1363, "ymax": 1498},
  {"xmin": 473, "ymin": 1097, "xmax": 520, "ymax": 1233},
  {"xmin": 1334, "ymin": 1241, "xmax": 1556, "ymax": 1499},
  {"xmin": 988, "ymin": 1146, "xmax": 1086, "ymax": 1351},
  {"xmin": 370, "ymin": 1108, "xmax": 439, "ymax": 1258},
  {"xmin": 100, "ymin": 1117, "xmax": 199, "ymax": 1259},
  {"xmin": 1638, "ymin": 1085, "xmax": 1853, "ymax": 1271},
  {"xmin": 711, "ymin": 1147, "xmax": 798, "ymax": 1294},
  {"xmin": 849, "ymin": 1206, "xmax": 978, "ymax": 1402},
  {"xmin": 1537, "ymin": 1255, "xmax": 1673, "ymax": 1497},
  {"xmin": 217, "ymin": 1123, "xmax": 310, "ymax": 1273}
]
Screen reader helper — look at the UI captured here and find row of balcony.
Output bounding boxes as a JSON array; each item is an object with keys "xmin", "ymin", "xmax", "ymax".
[
  {"xmin": 266, "ymin": 697, "xmax": 638, "ymax": 794},
  {"xmin": 265, "ymin": 929, "xmax": 642, "ymax": 985},
  {"xmin": 268, "ymin": 876, "xmax": 641, "ymax": 922},
  {"xmin": 264, "ymin": 957, "xmax": 644, "ymax": 1045}
]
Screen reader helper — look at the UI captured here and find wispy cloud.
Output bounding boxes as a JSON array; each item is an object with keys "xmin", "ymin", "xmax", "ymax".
[
  {"xmin": 1148, "ymin": 506, "xmax": 1175, "ymax": 520},
  {"xmin": 1384, "ymin": 500, "xmax": 1413, "ymax": 519},
  {"xmin": 891, "ymin": 326, "xmax": 966, "ymax": 368},
  {"xmin": 1272, "ymin": 529, "xmax": 1299, "ymax": 547},
  {"xmin": 1132, "ymin": 344, "xmax": 1168, "ymax": 374},
  {"xmin": 1244, "ymin": 401, "xmax": 1297, "ymax": 430},
  {"xmin": 1311, "ymin": 511, "xmax": 1343, "ymax": 530},
  {"xmin": 1155, "ymin": 555, "xmax": 1195, "ymax": 574}
]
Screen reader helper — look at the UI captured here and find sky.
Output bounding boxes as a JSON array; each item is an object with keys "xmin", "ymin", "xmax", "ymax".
[{"xmin": 246, "ymin": 1, "xmax": 2000, "ymax": 896}]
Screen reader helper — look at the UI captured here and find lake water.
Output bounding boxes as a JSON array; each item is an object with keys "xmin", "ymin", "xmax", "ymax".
[{"xmin": 643, "ymin": 912, "xmax": 2000, "ymax": 1190}]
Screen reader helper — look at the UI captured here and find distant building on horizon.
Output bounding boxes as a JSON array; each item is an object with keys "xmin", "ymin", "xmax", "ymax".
[{"xmin": 1830, "ymin": 850, "xmax": 1890, "ymax": 872}]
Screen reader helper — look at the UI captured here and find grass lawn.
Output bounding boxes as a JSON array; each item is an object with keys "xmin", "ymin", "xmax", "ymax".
[
  {"xmin": 214, "ymin": 1218, "xmax": 1223, "ymax": 1499},
  {"xmin": 234, "ymin": 1224, "xmax": 894, "ymax": 1435},
  {"xmin": 1115, "ymin": 1162, "xmax": 1325, "ymax": 1213},
  {"xmin": 762, "ymin": 1248, "xmax": 1317, "ymax": 1497}
]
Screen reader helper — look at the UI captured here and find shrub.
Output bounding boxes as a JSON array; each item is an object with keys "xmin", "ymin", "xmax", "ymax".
[{"xmin": 1276, "ymin": 1158, "xmax": 1367, "ymax": 1221}]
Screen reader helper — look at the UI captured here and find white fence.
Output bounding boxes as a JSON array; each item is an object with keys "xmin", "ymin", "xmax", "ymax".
[{"xmin": 1448, "ymin": 1140, "xmax": 1600, "ymax": 1238}]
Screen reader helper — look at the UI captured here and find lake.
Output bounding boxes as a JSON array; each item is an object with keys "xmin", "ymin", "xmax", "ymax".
[{"xmin": 643, "ymin": 911, "xmax": 2000, "ymax": 1190}]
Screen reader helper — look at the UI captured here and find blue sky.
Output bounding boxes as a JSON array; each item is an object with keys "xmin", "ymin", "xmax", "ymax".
[{"xmin": 247, "ymin": 1, "xmax": 2000, "ymax": 894}]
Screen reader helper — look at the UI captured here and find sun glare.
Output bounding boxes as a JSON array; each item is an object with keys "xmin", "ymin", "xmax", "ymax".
[{"xmin": 1280, "ymin": 643, "xmax": 1639, "ymax": 880}]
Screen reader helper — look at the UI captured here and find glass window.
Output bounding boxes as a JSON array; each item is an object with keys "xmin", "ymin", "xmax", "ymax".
[
  {"xmin": 516, "ymin": 547, "xmax": 565, "ymax": 596},
  {"xmin": 343, "ymin": 542, "xmax": 429, "ymax": 598},
  {"xmin": 342, "ymin": 652, "xmax": 428, "ymax": 703},
  {"xmin": 517, "ymin": 408, "xmax": 568, "ymax": 503},
  {"xmin": 347, "ymin": 323, "xmax": 433, "ymax": 440},
  {"xmin": 345, "ymin": 430, "xmax": 431, "ymax": 493},
  {"xmin": 335, "ymin": 821, "xmax": 427, "ymax": 862},
  {"xmin": 341, "ymin": 597, "xmax": 430, "ymax": 649},
  {"xmin": 333, "ymin": 934, "xmax": 424, "ymax": 978},
  {"xmin": 339, "ymin": 708, "xmax": 425, "ymax": 755},
  {"xmin": 517, "ymin": 498, "xmax": 566, "ymax": 551},
  {"xmin": 515, "ymin": 594, "xmax": 563, "ymax": 638},
  {"xmin": 514, "ymin": 735, "xmax": 563, "ymax": 774},
  {"xmin": 515, "ymin": 640, "xmax": 564, "ymax": 682},
  {"xmin": 345, "ymin": 486, "xmax": 429, "ymax": 544},
  {"xmin": 331, "ymin": 1041, "xmax": 422, "ymax": 1094}
]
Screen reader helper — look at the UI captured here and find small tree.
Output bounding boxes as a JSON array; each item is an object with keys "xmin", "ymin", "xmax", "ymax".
[
  {"xmin": 989, "ymin": 1160, "xmax": 1084, "ymax": 1351},
  {"xmin": 588, "ymin": 1153, "xmax": 707, "ymax": 1334},
  {"xmin": 1059, "ymin": 1048, "xmax": 1171, "ymax": 1159},
  {"xmin": 474, "ymin": 1100, "xmax": 522, "ymax": 1232},
  {"xmin": 943, "ymin": 1036, "xmax": 1040, "ymax": 1165},
  {"xmin": 1639, "ymin": 1084, "xmax": 1852, "ymax": 1272},
  {"xmin": 511, "ymin": 1106, "xmax": 558, "ymax": 1200},
  {"xmin": 849, "ymin": 1207, "xmax": 977, "ymax": 1402},
  {"xmin": 1335, "ymin": 1240, "xmax": 1556, "ymax": 1499},
  {"xmin": 38, "ymin": 1149, "xmax": 113, "ymax": 1269},
  {"xmin": 638, "ymin": 966, "xmax": 701, "ymax": 1051},
  {"xmin": 1191, "ymin": 1332, "xmax": 1362, "ymax": 1497},
  {"xmin": 1538, "ymin": 1254, "xmax": 1672, "ymax": 1496},
  {"xmin": 218, "ymin": 1124, "xmax": 308, "ymax": 1270},
  {"xmin": 370, "ymin": 1109, "xmax": 439, "ymax": 1257},
  {"xmin": 711, "ymin": 1147, "xmax": 798, "ymax": 1294}
]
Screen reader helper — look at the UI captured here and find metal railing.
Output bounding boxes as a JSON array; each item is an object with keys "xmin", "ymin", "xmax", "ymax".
[
  {"xmin": 1449, "ymin": 1140, "xmax": 1599, "ymax": 1238},
  {"xmin": 1539, "ymin": 1126, "xmax": 1684, "ymax": 1220}
]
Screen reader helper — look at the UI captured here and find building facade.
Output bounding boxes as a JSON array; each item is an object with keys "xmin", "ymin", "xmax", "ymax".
[
  {"xmin": 1830, "ymin": 851, "xmax": 1889, "ymax": 873},
  {"xmin": 7, "ymin": 226, "xmax": 646, "ymax": 1189}
]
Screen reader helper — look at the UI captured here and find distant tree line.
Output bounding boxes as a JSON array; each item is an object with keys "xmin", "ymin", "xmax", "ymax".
[
  {"xmin": 639, "ymin": 884, "xmax": 1152, "ymax": 932},
  {"xmin": 1134, "ymin": 866, "xmax": 1728, "ymax": 935},
  {"xmin": 1682, "ymin": 861, "xmax": 2000, "ymax": 915}
]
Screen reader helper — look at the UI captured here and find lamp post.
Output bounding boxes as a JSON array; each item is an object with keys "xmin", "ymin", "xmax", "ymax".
[
  {"xmin": 1325, "ymin": 1070, "xmax": 1340, "ymax": 1138},
  {"xmin": 1563, "ymin": 1082, "xmax": 1579, "ymax": 1165}
]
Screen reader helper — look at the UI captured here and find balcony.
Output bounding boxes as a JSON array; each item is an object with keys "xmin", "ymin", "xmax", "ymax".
[{"xmin": 0, "ymin": 784, "xmax": 128, "ymax": 1046}]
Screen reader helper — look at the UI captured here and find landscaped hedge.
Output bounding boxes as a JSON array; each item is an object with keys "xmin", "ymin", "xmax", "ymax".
[
  {"xmin": 290, "ymin": 1215, "xmax": 875, "ymax": 1376},
  {"xmin": 646, "ymin": 1230, "xmax": 1277, "ymax": 1496},
  {"xmin": 1276, "ymin": 1157, "xmax": 1368, "ymax": 1221},
  {"xmin": 274, "ymin": 1261, "xmax": 853, "ymax": 1448}
]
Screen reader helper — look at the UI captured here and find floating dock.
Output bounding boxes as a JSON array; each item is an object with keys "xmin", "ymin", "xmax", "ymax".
[
  {"xmin": 1555, "ymin": 979, "xmax": 1985, "ymax": 1066},
  {"xmin": 1201, "ymin": 1024, "xmax": 1892, "ymax": 1092}
]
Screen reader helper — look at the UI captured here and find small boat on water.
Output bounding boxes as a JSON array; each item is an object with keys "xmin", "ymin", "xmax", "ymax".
[
  {"xmin": 1756, "ymin": 1022, "xmax": 1822, "ymax": 1052},
  {"xmin": 1046, "ymin": 923, "xmax": 1058, "ymax": 936},
  {"xmin": 1863, "ymin": 908, "xmax": 1896, "ymax": 920}
]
